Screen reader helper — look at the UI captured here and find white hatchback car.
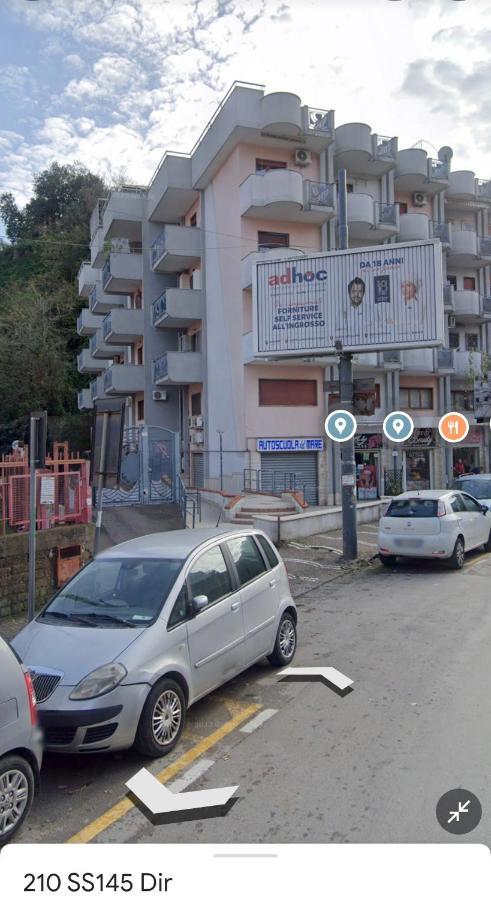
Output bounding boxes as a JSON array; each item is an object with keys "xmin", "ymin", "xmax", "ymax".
[{"xmin": 378, "ymin": 490, "xmax": 491, "ymax": 568}]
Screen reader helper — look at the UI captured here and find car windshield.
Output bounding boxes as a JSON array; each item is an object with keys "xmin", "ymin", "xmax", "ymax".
[
  {"xmin": 40, "ymin": 558, "xmax": 182, "ymax": 627},
  {"xmin": 386, "ymin": 498, "xmax": 438, "ymax": 518},
  {"xmin": 454, "ymin": 479, "xmax": 491, "ymax": 500}
]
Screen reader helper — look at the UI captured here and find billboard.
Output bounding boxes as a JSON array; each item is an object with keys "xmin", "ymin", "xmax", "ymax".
[{"xmin": 253, "ymin": 240, "xmax": 444, "ymax": 356}]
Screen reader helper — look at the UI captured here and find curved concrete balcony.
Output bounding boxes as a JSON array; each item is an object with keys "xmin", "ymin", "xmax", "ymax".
[
  {"xmin": 447, "ymin": 228, "xmax": 479, "ymax": 266},
  {"xmin": 77, "ymin": 349, "xmax": 109, "ymax": 374},
  {"xmin": 148, "ymin": 153, "xmax": 198, "ymax": 224},
  {"xmin": 347, "ymin": 193, "xmax": 399, "ymax": 241},
  {"xmin": 395, "ymin": 149, "xmax": 449, "ymax": 193},
  {"xmin": 102, "ymin": 308, "xmax": 144, "ymax": 345},
  {"xmin": 101, "ymin": 188, "xmax": 145, "ymax": 242},
  {"xmin": 452, "ymin": 290, "xmax": 483, "ymax": 321},
  {"xmin": 397, "ymin": 212, "xmax": 430, "ymax": 243},
  {"xmin": 151, "ymin": 225, "xmax": 202, "ymax": 273},
  {"xmin": 89, "ymin": 283, "xmax": 126, "ymax": 316},
  {"xmin": 153, "ymin": 351, "xmax": 203, "ymax": 385},
  {"xmin": 103, "ymin": 364, "xmax": 145, "ymax": 395},
  {"xmin": 401, "ymin": 348, "xmax": 435, "ymax": 372},
  {"xmin": 241, "ymin": 247, "xmax": 305, "ymax": 290},
  {"xmin": 446, "ymin": 171, "xmax": 476, "ymax": 201},
  {"xmin": 77, "ymin": 389, "xmax": 93, "ymax": 411},
  {"xmin": 152, "ymin": 289, "xmax": 202, "ymax": 328},
  {"xmin": 334, "ymin": 123, "xmax": 397, "ymax": 175},
  {"xmin": 77, "ymin": 308, "xmax": 102, "ymax": 336},
  {"xmin": 454, "ymin": 350, "xmax": 482, "ymax": 378},
  {"xmin": 240, "ymin": 171, "xmax": 336, "ymax": 224},
  {"xmin": 260, "ymin": 92, "xmax": 303, "ymax": 139},
  {"xmin": 78, "ymin": 261, "xmax": 97, "ymax": 298},
  {"xmin": 102, "ymin": 251, "xmax": 143, "ymax": 294},
  {"xmin": 89, "ymin": 331, "xmax": 125, "ymax": 360}
]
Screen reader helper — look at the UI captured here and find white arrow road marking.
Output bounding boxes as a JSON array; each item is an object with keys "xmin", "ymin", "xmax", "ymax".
[
  {"xmin": 126, "ymin": 767, "xmax": 238, "ymax": 816},
  {"xmin": 280, "ymin": 666, "xmax": 354, "ymax": 692}
]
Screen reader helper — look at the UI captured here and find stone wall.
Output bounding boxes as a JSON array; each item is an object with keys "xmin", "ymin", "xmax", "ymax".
[{"xmin": 0, "ymin": 524, "xmax": 94, "ymax": 619}]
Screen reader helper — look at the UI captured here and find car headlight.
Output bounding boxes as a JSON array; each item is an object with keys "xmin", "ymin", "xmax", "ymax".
[{"xmin": 69, "ymin": 663, "xmax": 127, "ymax": 700}]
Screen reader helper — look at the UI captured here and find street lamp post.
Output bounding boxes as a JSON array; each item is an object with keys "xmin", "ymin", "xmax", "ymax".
[{"xmin": 217, "ymin": 430, "xmax": 224, "ymax": 492}]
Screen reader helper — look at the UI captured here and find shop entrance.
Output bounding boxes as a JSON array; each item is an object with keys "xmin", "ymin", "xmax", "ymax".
[
  {"xmin": 356, "ymin": 452, "xmax": 379, "ymax": 500},
  {"xmin": 404, "ymin": 449, "xmax": 432, "ymax": 491},
  {"xmin": 452, "ymin": 447, "xmax": 481, "ymax": 477}
]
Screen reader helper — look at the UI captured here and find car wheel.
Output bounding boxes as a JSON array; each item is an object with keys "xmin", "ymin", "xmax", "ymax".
[
  {"xmin": 267, "ymin": 612, "xmax": 297, "ymax": 667},
  {"xmin": 484, "ymin": 530, "xmax": 491, "ymax": 553},
  {"xmin": 134, "ymin": 679, "xmax": 186, "ymax": 758},
  {"xmin": 449, "ymin": 537, "xmax": 465, "ymax": 570},
  {"xmin": 0, "ymin": 755, "xmax": 35, "ymax": 848},
  {"xmin": 379, "ymin": 554, "xmax": 397, "ymax": 567}
]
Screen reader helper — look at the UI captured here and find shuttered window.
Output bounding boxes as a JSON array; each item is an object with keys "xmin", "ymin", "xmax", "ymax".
[
  {"xmin": 259, "ymin": 379, "xmax": 318, "ymax": 406},
  {"xmin": 258, "ymin": 231, "xmax": 289, "ymax": 250}
]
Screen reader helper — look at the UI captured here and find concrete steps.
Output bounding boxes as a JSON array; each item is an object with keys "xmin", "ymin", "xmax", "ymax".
[{"xmin": 231, "ymin": 496, "xmax": 298, "ymax": 524}]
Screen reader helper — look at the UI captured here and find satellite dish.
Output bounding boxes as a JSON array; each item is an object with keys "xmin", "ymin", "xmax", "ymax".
[{"xmin": 439, "ymin": 146, "xmax": 453, "ymax": 163}]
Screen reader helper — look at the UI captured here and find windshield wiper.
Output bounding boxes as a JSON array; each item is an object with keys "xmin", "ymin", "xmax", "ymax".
[
  {"xmin": 73, "ymin": 612, "xmax": 139, "ymax": 628},
  {"xmin": 40, "ymin": 610, "xmax": 96, "ymax": 627}
]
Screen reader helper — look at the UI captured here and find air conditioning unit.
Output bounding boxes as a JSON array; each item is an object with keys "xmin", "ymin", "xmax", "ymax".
[
  {"xmin": 448, "ymin": 315, "xmax": 456, "ymax": 328},
  {"xmin": 294, "ymin": 148, "xmax": 312, "ymax": 167},
  {"xmin": 152, "ymin": 390, "xmax": 168, "ymax": 401},
  {"xmin": 413, "ymin": 191, "xmax": 427, "ymax": 207},
  {"xmin": 179, "ymin": 334, "xmax": 194, "ymax": 352},
  {"xmin": 193, "ymin": 432, "xmax": 204, "ymax": 445},
  {"xmin": 194, "ymin": 415, "xmax": 204, "ymax": 428}
]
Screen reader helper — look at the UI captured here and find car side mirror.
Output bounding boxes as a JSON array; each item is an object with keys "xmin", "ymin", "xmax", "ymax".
[
  {"xmin": 481, "ymin": 505, "xmax": 488, "ymax": 515},
  {"xmin": 191, "ymin": 595, "xmax": 208, "ymax": 615}
]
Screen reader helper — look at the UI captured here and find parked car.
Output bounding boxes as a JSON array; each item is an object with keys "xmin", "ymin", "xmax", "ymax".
[
  {"xmin": 378, "ymin": 490, "xmax": 491, "ymax": 568},
  {"xmin": 0, "ymin": 636, "xmax": 43, "ymax": 847},
  {"xmin": 453, "ymin": 474, "xmax": 491, "ymax": 511},
  {"xmin": 12, "ymin": 528, "xmax": 297, "ymax": 758}
]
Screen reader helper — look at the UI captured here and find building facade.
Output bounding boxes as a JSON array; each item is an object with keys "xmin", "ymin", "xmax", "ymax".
[{"xmin": 77, "ymin": 82, "xmax": 491, "ymax": 504}]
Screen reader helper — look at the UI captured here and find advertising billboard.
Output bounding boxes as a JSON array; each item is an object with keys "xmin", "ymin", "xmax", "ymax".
[{"xmin": 253, "ymin": 240, "xmax": 444, "ymax": 356}]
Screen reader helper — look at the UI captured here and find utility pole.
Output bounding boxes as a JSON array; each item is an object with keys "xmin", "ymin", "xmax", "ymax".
[
  {"xmin": 93, "ymin": 411, "xmax": 109, "ymax": 557},
  {"xmin": 337, "ymin": 169, "xmax": 358, "ymax": 561},
  {"xmin": 217, "ymin": 430, "xmax": 224, "ymax": 492},
  {"xmin": 27, "ymin": 411, "xmax": 47, "ymax": 622}
]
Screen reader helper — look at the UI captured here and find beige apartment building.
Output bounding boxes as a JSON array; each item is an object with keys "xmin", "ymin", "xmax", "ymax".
[{"xmin": 77, "ymin": 81, "xmax": 491, "ymax": 505}]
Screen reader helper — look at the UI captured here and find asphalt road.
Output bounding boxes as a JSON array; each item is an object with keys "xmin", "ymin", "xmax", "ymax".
[{"xmin": 14, "ymin": 544, "xmax": 491, "ymax": 847}]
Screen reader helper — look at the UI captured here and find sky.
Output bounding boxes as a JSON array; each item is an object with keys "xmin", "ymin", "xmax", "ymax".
[{"xmin": 0, "ymin": 0, "xmax": 491, "ymax": 218}]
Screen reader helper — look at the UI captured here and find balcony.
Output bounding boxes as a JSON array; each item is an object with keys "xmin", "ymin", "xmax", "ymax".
[
  {"xmin": 454, "ymin": 350, "xmax": 482, "ymax": 378},
  {"xmin": 102, "ymin": 250, "xmax": 143, "ymax": 294},
  {"xmin": 476, "ymin": 179, "xmax": 491, "ymax": 202},
  {"xmin": 430, "ymin": 221, "xmax": 451, "ymax": 247},
  {"xmin": 151, "ymin": 225, "xmax": 202, "ymax": 273},
  {"xmin": 77, "ymin": 308, "xmax": 102, "ymax": 336},
  {"xmin": 479, "ymin": 236, "xmax": 491, "ymax": 262},
  {"xmin": 302, "ymin": 106, "xmax": 335, "ymax": 149},
  {"xmin": 90, "ymin": 198, "xmax": 107, "ymax": 268},
  {"xmin": 446, "ymin": 171, "xmax": 476, "ymax": 202},
  {"xmin": 153, "ymin": 351, "xmax": 203, "ymax": 385},
  {"xmin": 443, "ymin": 285, "xmax": 454, "ymax": 310},
  {"xmin": 447, "ymin": 227, "xmax": 483, "ymax": 266},
  {"xmin": 482, "ymin": 297, "xmax": 491, "ymax": 318},
  {"xmin": 78, "ymin": 261, "xmax": 97, "ymax": 297},
  {"xmin": 381, "ymin": 350, "xmax": 402, "ymax": 368},
  {"xmin": 401, "ymin": 348, "xmax": 435, "ymax": 372},
  {"xmin": 452, "ymin": 290, "xmax": 483, "ymax": 321},
  {"xmin": 90, "ymin": 376, "xmax": 106, "ymax": 402},
  {"xmin": 102, "ymin": 308, "xmax": 144, "ymax": 345},
  {"xmin": 152, "ymin": 289, "xmax": 202, "ymax": 328},
  {"xmin": 241, "ymin": 247, "xmax": 306, "ymax": 290},
  {"xmin": 397, "ymin": 212, "xmax": 429, "ymax": 243},
  {"xmin": 89, "ymin": 282, "xmax": 126, "ymax": 315},
  {"xmin": 436, "ymin": 349, "xmax": 455, "ymax": 371},
  {"xmin": 103, "ymin": 364, "xmax": 145, "ymax": 395},
  {"xmin": 77, "ymin": 349, "xmax": 109, "ymax": 374},
  {"xmin": 395, "ymin": 149, "xmax": 449, "ymax": 193},
  {"xmin": 89, "ymin": 331, "xmax": 125, "ymax": 360},
  {"xmin": 148, "ymin": 153, "xmax": 198, "ymax": 223},
  {"xmin": 347, "ymin": 194, "xmax": 399, "ymax": 241},
  {"xmin": 77, "ymin": 389, "xmax": 93, "ymax": 411},
  {"xmin": 101, "ymin": 188, "xmax": 145, "ymax": 242},
  {"xmin": 239, "ymin": 170, "xmax": 336, "ymax": 224},
  {"xmin": 334, "ymin": 123, "xmax": 397, "ymax": 176}
]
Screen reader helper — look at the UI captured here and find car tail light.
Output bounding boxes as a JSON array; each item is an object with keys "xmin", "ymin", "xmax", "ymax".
[
  {"xmin": 437, "ymin": 500, "xmax": 447, "ymax": 517},
  {"xmin": 24, "ymin": 671, "xmax": 38, "ymax": 725}
]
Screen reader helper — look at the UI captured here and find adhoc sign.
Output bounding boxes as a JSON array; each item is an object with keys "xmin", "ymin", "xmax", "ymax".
[
  {"xmin": 253, "ymin": 240, "xmax": 444, "ymax": 356},
  {"xmin": 257, "ymin": 437, "xmax": 324, "ymax": 452}
]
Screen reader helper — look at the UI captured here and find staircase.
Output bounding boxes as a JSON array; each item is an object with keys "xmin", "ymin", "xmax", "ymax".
[{"xmin": 230, "ymin": 493, "xmax": 299, "ymax": 524}]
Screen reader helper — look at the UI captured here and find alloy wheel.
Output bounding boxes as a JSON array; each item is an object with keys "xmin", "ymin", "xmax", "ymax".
[
  {"xmin": 279, "ymin": 618, "xmax": 296, "ymax": 659},
  {"xmin": 152, "ymin": 689, "xmax": 182, "ymax": 746},
  {"xmin": 0, "ymin": 769, "xmax": 29, "ymax": 839}
]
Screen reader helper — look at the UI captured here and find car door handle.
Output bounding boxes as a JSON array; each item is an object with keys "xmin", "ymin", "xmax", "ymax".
[
  {"xmin": 269, "ymin": 579, "xmax": 278, "ymax": 587},
  {"xmin": 231, "ymin": 601, "xmax": 241, "ymax": 611}
]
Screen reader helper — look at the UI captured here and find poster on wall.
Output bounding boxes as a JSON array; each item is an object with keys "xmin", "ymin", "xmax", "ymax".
[{"xmin": 253, "ymin": 240, "xmax": 444, "ymax": 357}]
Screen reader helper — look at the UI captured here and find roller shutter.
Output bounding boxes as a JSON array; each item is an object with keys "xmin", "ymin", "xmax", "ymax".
[
  {"xmin": 192, "ymin": 452, "xmax": 204, "ymax": 488},
  {"xmin": 260, "ymin": 451, "xmax": 319, "ymax": 505}
]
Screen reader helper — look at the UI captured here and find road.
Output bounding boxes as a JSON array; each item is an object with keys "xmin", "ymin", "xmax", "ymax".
[{"xmin": 15, "ymin": 546, "xmax": 491, "ymax": 846}]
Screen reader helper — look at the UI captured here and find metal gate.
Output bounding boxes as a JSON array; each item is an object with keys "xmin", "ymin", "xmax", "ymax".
[
  {"xmin": 102, "ymin": 425, "xmax": 178, "ymax": 507},
  {"xmin": 191, "ymin": 452, "xmax": 204, "ymax": 488},
  {"xmin": 260, "ymin": 452, "xmax": 319, "ymax": 505}
]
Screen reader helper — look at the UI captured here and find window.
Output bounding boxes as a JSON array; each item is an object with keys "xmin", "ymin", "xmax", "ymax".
[
  {"xmin": 256, "ymin": 534, "xmax": 280, "ymax": 569},
  {"xmin": 450, "ymin": 495, "xmax": 465, "ymax": 514},
  {"xmin": 386, "ymin": 499, "xmax": 438, "ymax": 518},
  {"xmin": 451, "ymin": 391, "xmax": 474, "ymax": 411},
  {"xmin": 168, "ymin": 585, "xmax": 189, "ymax": 629},
  {"xmin": 346, "ymin": 183, "xmax": 354, "ymax": 193},
  {"xmin": 137, "ymin": 399, "xmax": 144, "ymax": 421},
  {"xmin": 447, "ymin": 275, "xmax": 457, "ymax": 289},
  {"xmin": 461, "ymin": 494, "xmax": 482, "ymax": 513},
  {"xmin": 226, "ymin": 536, "xmax": 267, "ymax": 586},
  {"xmin": 449, "ymin": 332, "xmax": 460, "ymax": 350},
  {"xmin": 191, "ymin": 392, "xmax": 202, "ymax": 415},
  {"xmin": 465, "ymin": 333, "xmax": 479, "ymax": 351},
  {"xmin": 463, "ymin": 276, "xmax": 476, "ymax": 291},
  {"xmin": 398, "ymin": 202, "xmax": 408, "ymax": 215},
  {"xmin": 258, "ymin": 231, "xmax": 289, "ymax": 250},
  {"xmin": 455, "ymin": 478, "xmax": 491, "ymax": 500},
  {"xmin": 256, "ymin": 159, "xmax": 287, "ymax": 172},
  {"xmin": 399, "ymin": 388, "xmax": 433, "ymax": 410},
  {"xmin": 190, "ymin": 212, "xmax": 197, "ymax": 227},
  {"xmin": 136, "ymin": 345, "xmax": 144, "ymax": 364},
  {"xmin": 188, "ymin": 546, "xmax": 232, "ymax": 605},
  {"xmin": 330, "ymin": 384, "xmax": 381, "ymax": 412},
  {"xmin": 259, "ymin": 379, "xmax": 317, "ymax": 406}
]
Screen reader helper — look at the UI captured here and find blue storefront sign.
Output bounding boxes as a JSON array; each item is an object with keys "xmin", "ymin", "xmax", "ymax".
[{"xmin": 257, "ymin": 438, "xmax": 324, "ymax": 452}]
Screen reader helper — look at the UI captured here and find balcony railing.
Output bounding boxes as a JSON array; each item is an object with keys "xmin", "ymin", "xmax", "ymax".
[
  {"xmin": 437, "ymin": 349, "xmax": 454, "ymax": 369},
  {"xmin": 89, "ymin": 334, "xmax": 97, "ymax": 354},
  {"xmin": 476, "ymin": 179, "xmax": 491, "ymax": 200},
  {"xmin": 304, "ymin": 180, "xmax": 335, "ymax": 209},
  {"xmin": 102, "ymin": 258, "xmax": 111, "ymax": 289},
  {"xmin": 90, "ymin": 380, "xmax": 98, "ymax": 400},
  {"xmin": 305, "ymin": 107, "xmax": 334, "ymax": 134},
  {"xmin": 479, "ymin": 236, "xmax": 491, "ymax": 257},
  {"xmin": 103, "ymin": 368, "xmax": 114, "ymax": 391},
  {"xmin": 102, "ymin": 315, "xmax": 111, "ymax": 340},
  {"xmin": 152, "ymin": 292, "xmax": 167, "ymax": 324},
  {"xmin": 383, "ymin": 350, "xmax": 401, "ymax": 364},
  {"xmin": 151, "ymin": 232, "xmax": 166, "ymax": 267},
  {"xmin": 375, "ymin": 201, "xmax": 398, "ymax": 227},
  {"xmin": 374, "ymin": 135, "xmax": 397, "ymax": 160},
  {"xmin": 432, "ymin": 221, "xmax": 451, "ymax": 243},
  {"xmin": 89, "ymin": 285, "xmax": 97, "ymax": 311},
  {"xmin": 153, "ymin": 354, "xmax": 168, "ymax": 382},
  {"xmin": 443, "ymin": 285, "xmax": 454, "ymax": 308},
  {"xmin": 483, "ymin": 297, "xmax": 491, "ymax": 316},
  {"xmin": 428, "ymin": 158, "xmax": 449, "ymax": 180},
  {"xmin": 90, "ymin": 198, "xmax": 106, "ymax": 239}
]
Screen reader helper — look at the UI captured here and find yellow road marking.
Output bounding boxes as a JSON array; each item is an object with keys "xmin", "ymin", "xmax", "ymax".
[
  {"xmin": 464, "ymin": 554, "xmax": 491, "ymax": 571},
  {"xmin": 66, "ymin": 701, "xmax": 261, "ymax": 844}
]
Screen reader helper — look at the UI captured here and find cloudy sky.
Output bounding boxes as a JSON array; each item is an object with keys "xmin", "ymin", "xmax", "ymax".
[{"xmin": 1, "ymin": 0, "xmax": 490, "ymax": 213}]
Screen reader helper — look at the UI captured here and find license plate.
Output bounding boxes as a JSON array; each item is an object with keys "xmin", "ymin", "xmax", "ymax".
[{"xmin": 394, "ymin": 538, "xmax": 424, "ymax": 548}]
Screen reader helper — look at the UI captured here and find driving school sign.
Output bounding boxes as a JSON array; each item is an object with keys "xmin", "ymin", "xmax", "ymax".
[{"xmin": 253, "ymin": 240, "xmax": 444, "ymax": 356}]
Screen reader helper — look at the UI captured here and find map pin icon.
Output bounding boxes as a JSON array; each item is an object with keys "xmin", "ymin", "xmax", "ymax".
[
  {"xmin": 335, "ymin": 417, "xmax": 346, "ymax": 434},
  {"xmin": 393, "ymin": 418, "xmax": 404, "ymax": 436}
]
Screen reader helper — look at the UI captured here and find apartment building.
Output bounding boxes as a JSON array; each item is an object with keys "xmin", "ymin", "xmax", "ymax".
[{"xmin": 77, "ymin": 81, "xmax": 491, "ymax": 505}]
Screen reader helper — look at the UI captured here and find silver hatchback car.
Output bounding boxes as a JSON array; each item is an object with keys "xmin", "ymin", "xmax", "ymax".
[
  {"xmin": 12, "ymin": 528, "xmax": 297, "ymax": 758},
  {"xmin": 0, "ymin": 636, "xmax": 43, "ymax": 846}
]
